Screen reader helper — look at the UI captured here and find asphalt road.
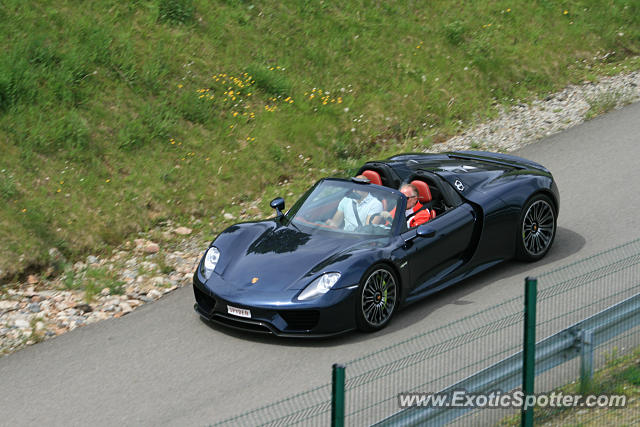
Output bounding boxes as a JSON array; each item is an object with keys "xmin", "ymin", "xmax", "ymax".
[{"xmin": 1, "ymin": 102, "xmax": 640, "ymax": 427}]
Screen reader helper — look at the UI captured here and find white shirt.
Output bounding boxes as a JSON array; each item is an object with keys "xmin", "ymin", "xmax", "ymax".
[{"xmin": 338, "ymin": 193, "xmax": 383, "ymax": 231}]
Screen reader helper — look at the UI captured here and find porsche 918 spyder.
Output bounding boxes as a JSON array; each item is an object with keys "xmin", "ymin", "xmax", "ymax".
[{"xmin": 193, "ymin": 151, "xmax": 559, "ymax": 336}]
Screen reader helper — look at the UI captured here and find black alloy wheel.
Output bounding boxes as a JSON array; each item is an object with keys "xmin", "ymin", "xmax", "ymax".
[
  {"xmin": 356, "ymin": 265, "xmax": 398, "ymax": 331},
  {"xmin": 516, "ymin": 194, "xmax": 557, "ymax": 261}
]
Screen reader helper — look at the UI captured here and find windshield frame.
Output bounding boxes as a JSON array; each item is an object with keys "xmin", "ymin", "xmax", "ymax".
[{"xmin": 283, "ymin": 178, "xmax": 406, "ymax": 237}]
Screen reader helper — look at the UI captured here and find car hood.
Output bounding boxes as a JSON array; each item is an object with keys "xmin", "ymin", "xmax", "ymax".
[{"xmin": 210, "ymin": 220, "xmax": 387, "ymax": 291}]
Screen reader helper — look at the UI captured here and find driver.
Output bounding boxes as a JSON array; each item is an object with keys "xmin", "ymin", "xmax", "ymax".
[{"xmin": 326, "ymin": 175, "xmax": 383, "ymax": 231}]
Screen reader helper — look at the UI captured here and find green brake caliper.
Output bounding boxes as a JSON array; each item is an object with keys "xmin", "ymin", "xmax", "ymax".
[{"xmin": 382, "ymin": 280, "xmax": 388, "ymax": 307}]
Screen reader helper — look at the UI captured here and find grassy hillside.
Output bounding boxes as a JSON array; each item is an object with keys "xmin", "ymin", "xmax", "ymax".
[{"xmin": 0, "ymin": 0, "xmax": 639, "ymax": 280}]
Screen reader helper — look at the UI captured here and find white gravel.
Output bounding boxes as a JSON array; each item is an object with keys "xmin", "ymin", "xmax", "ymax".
[
  {"xmin": 0, "ymin": 225, "xmax": 204, "ymax": 356},
  {"xmin": 425, "ymin": 69, "xmax": 640, "ymax": 154}
]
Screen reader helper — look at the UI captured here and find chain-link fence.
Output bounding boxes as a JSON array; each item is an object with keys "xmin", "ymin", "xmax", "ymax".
[{"xmin": 214, "ymin": 238, "xmax": 640, "ymax": 426}]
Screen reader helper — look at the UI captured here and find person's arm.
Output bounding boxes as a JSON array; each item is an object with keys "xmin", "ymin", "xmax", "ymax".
[
  {"xmin": 327, "ymin": 199, "xmax": 346, "ymax": 228},
  {"xmin": 327, "ymin": 209, "xmax": 344, "ymax": 228},
  {"xmin": 365, "ymin": 198, "xmax": 385, "ymax": 225},
  {"xmin": 368, "ymin": 211, "xmax": 392, "ymax": 225}
]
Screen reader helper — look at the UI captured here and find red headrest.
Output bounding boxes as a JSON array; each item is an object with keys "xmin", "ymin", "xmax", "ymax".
[
  {"xmin": 362, "ymin": 170, "xmax": 382, "ymax": 186},
  {"xmin": 411, "ymin": 180, "xmax": 432, "ymax": 203}
]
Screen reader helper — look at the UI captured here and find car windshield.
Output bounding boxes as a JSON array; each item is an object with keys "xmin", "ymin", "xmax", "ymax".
[{"xmin": 287, "ymin": 180, "xmax": 402, "ymax": 236}]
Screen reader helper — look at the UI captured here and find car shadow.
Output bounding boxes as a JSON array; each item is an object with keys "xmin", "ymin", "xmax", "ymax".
[
  {"xmin": 198, "ymin": 226, "xmax": 585, "ymax": 348},
  {"xmin": 379, "ymin": 226, "xmax": 586, "ymax": 335}
]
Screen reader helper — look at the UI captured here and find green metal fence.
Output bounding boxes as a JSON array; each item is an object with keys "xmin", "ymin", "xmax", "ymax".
[{"xmin": 214, "ymin": 238, "xmax": 640, "ymax": 426}]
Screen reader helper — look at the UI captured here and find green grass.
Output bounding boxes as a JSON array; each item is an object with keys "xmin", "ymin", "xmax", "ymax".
[
  {"xmin": 61, "ymin": 266, "xmax": 124, "ymax": 302},
  {"xmin": 0, "ymin": 0, "xmax": 639, "ymax": 280},
  {"xmin": 585, "ymin": 91, "xmax": 623, "ymax": 120},
  {"xmin": 499, "ymin": 345, "xmax": 640, "ymax": 426}
]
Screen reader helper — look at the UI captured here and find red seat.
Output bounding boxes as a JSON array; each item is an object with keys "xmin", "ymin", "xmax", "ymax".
[
  {"xmin": 411, "ymin": 180, "xmax": 435, "ymax": 221},
  {"xmin": 410, "ymin": 180, "xmax": 432, "ymax": 204},
  {"xmin": 362, "ymin": 170, "xmax": 382, "ymax": 186}
]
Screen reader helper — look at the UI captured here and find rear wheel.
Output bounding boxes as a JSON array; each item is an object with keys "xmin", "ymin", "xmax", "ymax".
[
  {"xmin": 355, "ymin": 265, "xmax": 398, "ymax": 332},
  {"xmin": 516, "ymin": 194, "xmax": 557, "ymax": 261}
]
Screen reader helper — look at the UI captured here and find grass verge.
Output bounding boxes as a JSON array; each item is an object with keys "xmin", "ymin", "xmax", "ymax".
[
  {"xmin": 0, "ymin": 0, "xmax": 639, "ymax": 281},
  {"xmin": 499, "ymin": 345, "xmax": 640, "ymax": 426}
]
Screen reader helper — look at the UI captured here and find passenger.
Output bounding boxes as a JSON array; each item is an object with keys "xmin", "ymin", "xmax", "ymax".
[
  {"xmin": 371, "ymin": 183, "xmax": 432, "ymax": 228},
  {"xmin": 399, "ymin": 183, "xmax": 432, "ymax": 228},
  {"xmin": 326, "ymin": 175, "xmax": 383, "ymax": 230}
]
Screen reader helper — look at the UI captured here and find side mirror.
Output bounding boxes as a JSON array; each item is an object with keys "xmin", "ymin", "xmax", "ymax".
[
  {"xmin": 416, "ymin": 224, "xmax": 436, "ymax": 238},
  {"xmin": 270, "ymin": 197, "xmax": 285, "ymax": 218}
]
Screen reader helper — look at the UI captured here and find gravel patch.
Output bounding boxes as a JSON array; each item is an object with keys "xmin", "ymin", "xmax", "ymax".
[
  {"xmin": 425, "ymin": 70, "xmax": 640, "ymax": 153},
  {"xmin": 0, "ymin": 223, "xmax": 206, "ymax": 356}
]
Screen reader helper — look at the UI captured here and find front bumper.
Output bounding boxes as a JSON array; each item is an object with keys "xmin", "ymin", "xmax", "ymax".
[{"xmin": 193, "ymin": 273, "xmax": 359, "ymax": 337}]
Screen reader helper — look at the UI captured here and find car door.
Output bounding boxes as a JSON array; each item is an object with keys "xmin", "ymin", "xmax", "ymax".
[{"xmin": 399, "ymin": 203, "xmax": 476, "ymax": 298}]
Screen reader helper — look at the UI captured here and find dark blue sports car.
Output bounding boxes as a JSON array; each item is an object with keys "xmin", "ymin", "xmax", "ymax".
[{"xmin": 193, "ymin": 151, "xmax": 559, "ymax": 336}]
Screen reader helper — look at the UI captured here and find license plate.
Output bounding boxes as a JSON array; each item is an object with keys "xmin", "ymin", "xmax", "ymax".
[{"xmin": 227, "ymin": 305, "xmax": 251, "ymax": 318}]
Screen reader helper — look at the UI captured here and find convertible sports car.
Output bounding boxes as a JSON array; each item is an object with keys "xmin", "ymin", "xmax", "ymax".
[{"xmin": 193, "ymin": 151, "xmax": 559, "ymax": 336}]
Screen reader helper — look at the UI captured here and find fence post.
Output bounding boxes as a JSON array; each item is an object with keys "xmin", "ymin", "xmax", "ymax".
[
  {"xmin": 332, "ymin": 363, "xmax": 345, "ymax": 427},
  {"xmin": 521, "ymin": 277, "xmax": 537, "ymax": 427},
  {"xmin": 579, "ymin": 329, "xmax": 594, "ymax": 393}
]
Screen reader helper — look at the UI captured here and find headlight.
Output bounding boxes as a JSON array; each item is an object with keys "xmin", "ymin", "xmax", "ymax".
[
  {"xmin": 298, "ymin": 272, "xmax": 341, "ymax": 300},
  {"xmin": 201, "ymin": 246, "xmax": 220, "ymax": 280}
]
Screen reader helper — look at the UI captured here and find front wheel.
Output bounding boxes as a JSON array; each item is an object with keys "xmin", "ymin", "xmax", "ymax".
[
  {"xmin": 516, "ymin": 194, "xmax": 557, "ymax": 261},
  {"xmin": 355, "ymin": 265, "xmax": 398, "ymax": 332}
]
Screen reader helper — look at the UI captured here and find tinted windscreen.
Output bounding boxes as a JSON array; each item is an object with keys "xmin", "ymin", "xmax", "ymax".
[{"xmin": 289, "ymin": 180, "xmax": 402, "ymax": 236}]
